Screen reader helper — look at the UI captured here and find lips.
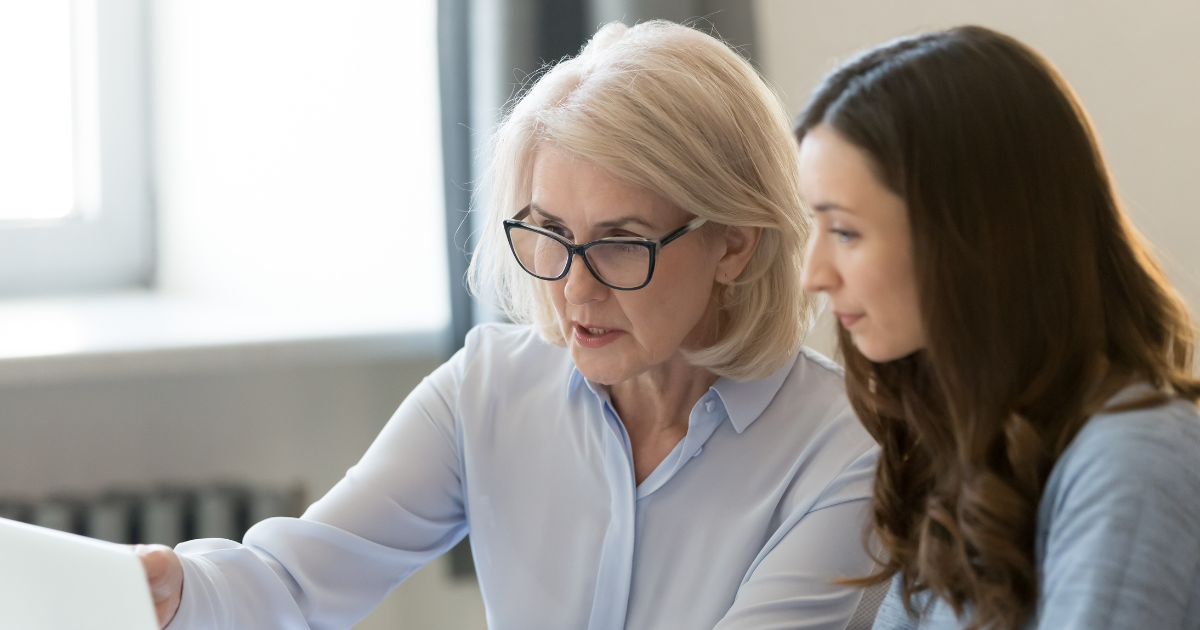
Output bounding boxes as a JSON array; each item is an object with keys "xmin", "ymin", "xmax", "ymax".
[
  {"xmin": 573, "ymin": 322, "xmax": 624, "ymax": 349},
  {"xmin": 834, "ymin": 312, "xmax": 865, "ymax": 329}
]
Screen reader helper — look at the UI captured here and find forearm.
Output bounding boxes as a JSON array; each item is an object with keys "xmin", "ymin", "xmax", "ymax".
[{"xmin": 169, "ymin": 538, "xmax": 310, "ymax": 630}]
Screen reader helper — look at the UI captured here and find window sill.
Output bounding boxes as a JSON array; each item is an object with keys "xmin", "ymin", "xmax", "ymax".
[{"xmin": 0, "ymin": 291, "xmax": 450, "ymax": 386}]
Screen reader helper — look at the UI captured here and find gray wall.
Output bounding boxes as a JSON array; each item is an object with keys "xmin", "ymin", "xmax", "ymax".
[
  {"xmin": 0, "ymin": 352, "xmax": 435, "ymax": 498},
  {"xmin": 589, "ymin": 0, "xmax": 757, "ymax": 61}
]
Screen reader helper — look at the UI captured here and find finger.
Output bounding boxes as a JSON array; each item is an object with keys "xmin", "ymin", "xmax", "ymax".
[
  {"xmin": 156, "ymin": 599, "xmax": 175, "ymax": 628},
  {"xmin": 135, "ymin": 545, "xmax": 166, "ymax": 579},
  {"xmin": 133, "ymin": 545, "xmax": 177, "ymax": 599},
  {"xmin": 134, "ymin": 545, "xmax": 160, "ymax": 579}
]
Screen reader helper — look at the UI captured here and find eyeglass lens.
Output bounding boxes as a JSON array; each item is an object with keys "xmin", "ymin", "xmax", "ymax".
[{"xmin": 509, "ymin": 228, "xmax": 651, "ymax": 289}]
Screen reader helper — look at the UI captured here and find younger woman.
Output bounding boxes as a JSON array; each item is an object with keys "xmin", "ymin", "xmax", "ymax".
[{"xmin": 797, "ymin": 26, "xmax": 1200, "ymax": 630}]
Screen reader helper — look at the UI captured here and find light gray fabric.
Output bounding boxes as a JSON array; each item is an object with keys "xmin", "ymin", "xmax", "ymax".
[
  {"xmin": 847, "ymin": 581, "xmax": 890, "ymax": 630},
  {"xmin": 871, "ymin": 393, "xmax": 1200, "ymax": 629}
]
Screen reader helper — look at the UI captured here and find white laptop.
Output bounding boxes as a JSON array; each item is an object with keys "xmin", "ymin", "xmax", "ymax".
[{"xmin": 0, "ymin": 517, "xmax": 159, "ymax": 630}]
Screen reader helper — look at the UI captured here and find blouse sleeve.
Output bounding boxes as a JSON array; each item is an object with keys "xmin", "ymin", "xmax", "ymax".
[
  {"xmin": 713, "ymin": 447, "xmax": 882, "ymax": 630},
  {"xmin": 869, "ymin": 404, "xmax": 1200, "ymax": 630},
  {"xmin": 1034, "ymin": 404, "xmax": 1200, "ymax": 630},
  {"xmin": 167, "ymin": 342, "xmax": 472, "ymax": 630}
]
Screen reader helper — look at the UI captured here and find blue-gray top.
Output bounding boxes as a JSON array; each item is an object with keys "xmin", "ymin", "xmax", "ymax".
[{"xmin": 872, "ymin": 389, "xmax": 1200, "ymax": 630}]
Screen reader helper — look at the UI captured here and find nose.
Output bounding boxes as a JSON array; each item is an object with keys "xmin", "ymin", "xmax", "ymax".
[
  {"xmin": 562, "ymin": 254, "xmax": 609, "ymax": 305},
  {"xmin": 800, "ymin": 233, "xmax": 840, "ymax": 295}
]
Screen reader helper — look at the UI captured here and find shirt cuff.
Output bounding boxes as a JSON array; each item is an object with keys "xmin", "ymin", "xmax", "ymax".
[{"xmin": 165, "ymin": 539, "xmax": 242, "ymax": 629}]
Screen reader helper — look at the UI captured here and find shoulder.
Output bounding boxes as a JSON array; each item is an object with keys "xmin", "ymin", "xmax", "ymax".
[
  {"xmin": 777, "ymin": 346, "xmax": 851, "ymax": 418},
  {"xmin": 459, "ymin": 322, "xmax": 570, "ymax": 369},
  {"xmin": 1033, "ymin": 396, "xmax": 1200, "ymax": 628},
  {"xmin": 429, "ymin": 323, "xmax": 574, "ymax": 400},
  {"xmin": 797, "ymin": 345, "xmax": 845, "ymax": 379},
  {"xmin": 1041, "ymin": 395, "xmax": 1200, "ymax": 534},
  {"xmin": 462, "ymin": 321, "xmax": 550, "ymax": 353},
  {"xmin": 774, "ymin": 347, "xmax": 868, "ymax": 450},
  {"xmin": 794, "ymin": 345, "xmax": 846, "ymax": 391},
  {"xmin": 1053, "ymin": 396, "xmax": 1200, "ymax": 491}
]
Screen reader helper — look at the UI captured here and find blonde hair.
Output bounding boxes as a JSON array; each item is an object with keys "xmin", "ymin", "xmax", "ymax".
[{"xmin": 468, "ymin": 20, "xmax": 814, "ymax": 380}]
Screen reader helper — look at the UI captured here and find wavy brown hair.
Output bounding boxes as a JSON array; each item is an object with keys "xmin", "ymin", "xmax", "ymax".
[{"xmin": 795, "ymin": 26, "xmax": 1200, "ymax": 630}]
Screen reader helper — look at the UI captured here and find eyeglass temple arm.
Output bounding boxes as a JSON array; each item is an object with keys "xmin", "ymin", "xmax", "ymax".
[{"xmin": 658, "ymin": 217, "xmax": 708, "ymax": 248}]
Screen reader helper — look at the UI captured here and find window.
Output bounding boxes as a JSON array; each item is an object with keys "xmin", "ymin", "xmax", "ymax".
[
  {"xmin": 0, "ymin": 2, "xmax": 94, "ymax": 222},
  {"xmin": 0, "ymin": 0, "xmax": 154, "ymax": 296},
  {"xmin": 151, "ymin": 0, "xmax": 449, "ymax": 329},
  {"xmin": 0, "ymin": 0, "xmax": 449, "ymax": 349}
]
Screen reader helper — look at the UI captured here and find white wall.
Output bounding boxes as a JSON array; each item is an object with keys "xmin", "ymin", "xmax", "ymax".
[{"xmin": 756, "ymin": 0, "xmax": 1200, "ymax": 360}]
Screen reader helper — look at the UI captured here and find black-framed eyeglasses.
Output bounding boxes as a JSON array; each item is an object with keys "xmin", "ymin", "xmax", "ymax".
[{"xmin": 503, "ymin": 205, "xmax": 708, "ymax": 291}]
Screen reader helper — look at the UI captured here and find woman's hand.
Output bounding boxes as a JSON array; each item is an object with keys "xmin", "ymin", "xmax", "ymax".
[{"xmin": 134, "ymin": 544, "xmax": 183, "ymax": 629}]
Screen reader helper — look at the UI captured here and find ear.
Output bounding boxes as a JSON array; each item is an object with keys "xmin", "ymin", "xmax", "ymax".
[{"xmin": 714, "ymin": 225, "xmax": 761, "ymax": 284}]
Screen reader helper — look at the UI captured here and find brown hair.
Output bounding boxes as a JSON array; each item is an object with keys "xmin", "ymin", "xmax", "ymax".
[{"xmin": 795, "ymin": 25, "xmax": 1200, "ymax": 630}]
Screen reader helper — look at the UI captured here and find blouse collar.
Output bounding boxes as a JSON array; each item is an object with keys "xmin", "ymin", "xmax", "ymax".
[{"xmin": 567, "ymin": 349, "xmax": 799, "ymax": 434}]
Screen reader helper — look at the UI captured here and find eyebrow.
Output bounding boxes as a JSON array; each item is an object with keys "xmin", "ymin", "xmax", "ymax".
[
  {"xmin": 529, "ymin": 203, "xmax": 656, "ymax": 230},
  {"xmin": 812, "ymin": 202, "xmax": 854, "ymax": 213}
]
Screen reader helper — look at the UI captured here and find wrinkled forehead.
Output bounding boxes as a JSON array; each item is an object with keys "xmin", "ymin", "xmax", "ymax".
[
  {"xmin": 527, "ymin": 202, "xmax": 657, "ymax": 232},
  {"xmin": 528, "ymin": 145, "xmax": 686, "ymax": 232}
]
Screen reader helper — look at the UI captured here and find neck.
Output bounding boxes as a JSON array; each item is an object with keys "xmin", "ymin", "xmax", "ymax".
[
  {"xmin": 609, "ymin": 354, "xmax": 719, "ymax": 484},
  {"xmin": 607, "ymin": 297, "xmax": 724, "ymax": 483},
  {"xmin": 610, "ymin": 355, "xmax": 718, "ymax": 431}
]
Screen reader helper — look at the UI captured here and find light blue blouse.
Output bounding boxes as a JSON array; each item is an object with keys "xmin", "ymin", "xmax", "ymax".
[
  {"xmin": 872, "ymin": 391, "xmax": 1200, "ymax": 630},
  {"xmin": 168, "ymin": 324, "xmax": 880, "ymax": 630}
]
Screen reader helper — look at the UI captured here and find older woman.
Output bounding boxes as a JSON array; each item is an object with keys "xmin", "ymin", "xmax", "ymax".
[{"xmin": 138, "ymin": 21, "xmax": 878, "ymax": 630}]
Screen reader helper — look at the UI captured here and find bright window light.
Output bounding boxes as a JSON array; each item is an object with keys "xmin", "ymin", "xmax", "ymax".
[
  {"xmin": 154, "ymin": 0, "xmax": 449, "ymax": 329},
  {"xmin": 0, "ymin": 1, "xmax": 100, "ymax": 222}
]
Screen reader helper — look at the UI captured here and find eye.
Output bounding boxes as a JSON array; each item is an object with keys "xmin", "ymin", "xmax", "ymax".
[
  {"xmin": 540, "ymin": 222, "xmax": 569, "ymax": 237},
  {"xmin": 830, "ymin": 228, "xmax": 860, "ymax": 243}
]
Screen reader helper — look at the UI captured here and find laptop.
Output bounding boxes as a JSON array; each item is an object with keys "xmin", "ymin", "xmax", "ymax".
[{"xmin": 0, "ymin": 517, "xmax": 159, "ymax": 630}]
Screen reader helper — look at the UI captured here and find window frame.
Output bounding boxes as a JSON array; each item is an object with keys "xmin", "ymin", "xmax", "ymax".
[{"xmin": 0, "ymin": 0, "xmax": 153, "ymax": 297}]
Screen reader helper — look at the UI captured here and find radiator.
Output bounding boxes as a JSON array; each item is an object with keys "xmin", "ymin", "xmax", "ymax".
[{"xmin": 0, "ymin": 483, "xmax": 304, "ymax": 546}]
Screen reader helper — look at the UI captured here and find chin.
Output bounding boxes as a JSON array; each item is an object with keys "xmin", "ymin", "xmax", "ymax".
[
  {"xmin": 570, "ymin": 348, "xmax": 636, "ymax": 386},
  {"xmin": 573, "ymin": 363, "xmax": 628, "ymax": 386},
  {"xmin": 851, "ymin": 334, "xmax": 919, "ymax": 364}
]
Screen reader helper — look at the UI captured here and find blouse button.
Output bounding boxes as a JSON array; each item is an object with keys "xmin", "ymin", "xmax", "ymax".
[{"xmin": 704, "ymin": 400, "xmax": 715, "ymax": 413}]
